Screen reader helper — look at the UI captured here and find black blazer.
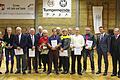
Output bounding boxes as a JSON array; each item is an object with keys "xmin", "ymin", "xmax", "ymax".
[
  {"xmin": 96, "ymin": 33, "xmax": 110, "ymax": 53},
  {"xmin": 13, "ymin": 34, "xmax": 27, "ymax": 53},
  {"xmin": 27, "ymin": 34, "xmax": 38, "ymax": 49},
  {"xmin": 3, "ymin": 34, "xmax": 15, "ymax": 49},
  {"xmin": 110, "ymin": 35, "xmax": 120, "ymax": 56}
]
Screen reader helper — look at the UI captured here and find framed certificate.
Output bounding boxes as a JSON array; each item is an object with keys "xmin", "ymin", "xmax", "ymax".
[
  {"xmin": 15, "ymin": 49, "xmax": 24, "ymax": 55},
  {"xmin": 59, "ymin": 50, "xmax": 68, "ymax": 57},
  {"xmin": 74, "ymin": 47, "xmax": 82, "ymax": 55},
  {"xmin": 51, "ymin": 40, "xmax": 57, "ymax": 47},
  {"xmin": 29, "ymin": 49, "xmax": 35, "ymax": 57}
]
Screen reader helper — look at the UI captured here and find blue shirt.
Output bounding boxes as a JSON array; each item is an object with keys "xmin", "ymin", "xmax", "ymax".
[{"xmin": 48, "ymin": 35, "xmax": 61, "ymax": 46}]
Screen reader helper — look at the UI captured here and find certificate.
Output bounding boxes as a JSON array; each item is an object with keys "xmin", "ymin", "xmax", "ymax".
[
  {"xmin": 59, "ymin": 50, "xmax": 68, "ymax": 57},
  {"xmin": 15, "ymin": 49, "xmax": 24, "ymax": 55},
  {"xmin": 85, "ymin": 40, "xmax": 93, "ymax": 49},
  {"xmin": 29, "ymin": 49, "xmax": 35, "ymax": 57},
  {"xmin": 51, "ymin": 40, "xmax": 57, "ymax": 47},
  {"xmin": 74, "ymin": 47, "xmax": 82, "ymax": 55}
]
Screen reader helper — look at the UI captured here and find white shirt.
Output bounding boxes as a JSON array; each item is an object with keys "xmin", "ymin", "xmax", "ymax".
[
  {"xmin": 30, "ymin": 35, "xmax": 35, "ymax": 46},
  {"xmin": 71, "ymin": 34, "xmax": 85, "ymax": 48},
  {"xmin": 19, "ymin": 33, "xmax": 22, "ymax": 43}
]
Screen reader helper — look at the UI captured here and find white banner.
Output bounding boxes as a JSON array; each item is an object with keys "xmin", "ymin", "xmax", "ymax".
[
  {"xmin": 0, "ymin": 0, "xmax": 35, "ymax": 19},
  {"xmin": 93, "ymin": 6, "xmax": 103, "ymax": 34},
  {"xmin": 43, "ymin": 0, "xmax": 71, "ymax": 18}
]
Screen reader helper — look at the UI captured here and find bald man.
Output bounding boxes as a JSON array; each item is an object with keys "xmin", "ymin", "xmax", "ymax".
[
  {"xmin": 110, "ymin": 28, "xmax": 120, "ymax": 78},
  {"xmin": 14, "ymin": 27, "xmax": 27, "ymax": 74}
]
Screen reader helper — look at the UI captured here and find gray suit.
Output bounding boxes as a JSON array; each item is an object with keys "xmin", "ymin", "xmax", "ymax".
[{"xmin": 96, "ymin": 33, "xmax": 110, "ymax": 73}]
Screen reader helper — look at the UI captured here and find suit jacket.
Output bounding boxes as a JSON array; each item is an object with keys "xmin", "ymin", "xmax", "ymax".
[
  {"xmin": 110, "ymin": 35, "xmax": 120, "ymax": 56},
  {"xmin": 83, "ymin": 33, "xmax": 96, "ymax": 51},
  {"xmin": 96, "ymin": 33, "xmax": 110, "ymax": 53},
  {"xmin": 36, "ymin": 32, "xmax": 43, "ymax": 40},
  {"xmin": 13, "ymin": 33, "xmax": 27, "ymax": 53},
  {"xmin": 27, "ymin": 34, "xmax": 38, "ymax": 49},
  {"xmin": 3, "ymin": 34, "xmax": 15, "ymax": 50}
]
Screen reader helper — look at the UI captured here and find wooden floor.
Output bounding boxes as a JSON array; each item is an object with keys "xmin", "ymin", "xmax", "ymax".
[{"xmin": 0, "ymin": 52, "xmax": 119, "ymax": 80}]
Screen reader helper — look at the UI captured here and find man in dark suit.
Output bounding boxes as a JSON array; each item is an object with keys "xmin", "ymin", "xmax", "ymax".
[
  {"xmin": 36, "ymin": 26, "xmax": 43, "ymax": 69},
  {"xmin": 3, "ymin": 27, "xmax": 15, "ymax": 74},
  {"xmin": 13, "ymin": 27, "xmax": 27, "ymax": 74},
  {"xmin": 27, "ymin": 28, "xmax": 38, "ymax": 73},
  {"xmin": 82, "ymin": 27, "xmax": 96, "ymax": 74},
  {"xmin": 110, "ymin": 28, "xmax": 120, "ymax": 78},
  {"xmin": 96, "ymin": 26, "xmax": 110, "ymax": 76}
]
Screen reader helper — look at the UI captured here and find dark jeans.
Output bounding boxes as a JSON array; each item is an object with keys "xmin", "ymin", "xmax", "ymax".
[
  {"xmin": 83, "ymin": 50, "xmax": 95, "ymax": 71},
  {"xmin": 38, "ymin": 51, "xmax": 42, "ymax": 68},
  {"xmin": 16, "ymin": 53, "xmax": 26, "ymax": 72},
  {"xmin": 58, "ymin": 56, "xmax": 62, "ymax": 69},
  {"xmin": 41, "ymin": 54, "xmax": 48, "ymax": 71},
  {"xmin": 61, "ymin": 57, "xmax": 69, "ymax": 72},
  {"xmin": 97, "ymin": 48, "xmax": 108, "ymax": 72},
  {"xmin": 48, "ymin": 50, "xmax": 59, "ymax": 73},
  {"xmin": 5, "ymin": 49, "xmax": 14, "ymax": 71},
  {"xmin": 71, "ymin": 51, "xmax": 82, "ymax": 74}
]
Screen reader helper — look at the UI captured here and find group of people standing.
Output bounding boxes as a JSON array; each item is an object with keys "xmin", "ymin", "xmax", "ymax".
[{"xmin": 0, "ymin": 26, "xmax": 120, "ymax": 78}]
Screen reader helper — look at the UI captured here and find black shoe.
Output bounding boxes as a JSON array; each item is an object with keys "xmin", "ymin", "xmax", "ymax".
[
  {"xmin": 61, "ymin": 71, "xmax": 68, "ymax": 74},
  {"xmin": 78, "ymin": 73, "xmax": 82, "ymax": 75},
  {"xmin": 70, "ymin": 72, "xmax": 75, "ymax": 75},
  {"xmin": 35, "ymin": 71, "xmax": 39, "ymax": 73},
  {"xmin": 28, "ymin": 71, "xmax": 31, "ymax": 74},
  {"xmin": 111, "ymin": 74, "xmax": 116, "ymax": 76},
  {"xmin": 118, "ymin": 75, "xmax": 120, "ymax": 78},
  {"xmin": 15, "ymin": 71, "xmax": 21, "ymax": 74},
  {"xmin": 103, "ymin": 72, "xmax": 107, "ymax": 76},
  {"xmin": 10, "ymin": 70, "xmax": 13, "ymax": 73},
  {"xmin": 0, "ymin": 72, "xmax": 2, "ymax": 74},
  {"xmin": 96, "ymin": 71, "xmax": 101, "ymax": 74},
  {"xmin": 5, "ymin": 71, "xmax": 9, "ymax": 74},
  {"xmin": 56, "ymin": 72, "xmax": 59, "ymax": 75},
  {"xmin": 23, "ymin": 72, "xmax": 26, "ymax": 74},
  {"xmin": 43, "ymin": 70, "xmax": 46, "ymax": 72},
  {"xmin": 47, "ymin": 71, "xmax": 51, "ymax": 75},
  {"xmin": 39, "ymin": 66, "xmax": 41, "ymax": 69},
  {"xmin": 92, "ymin": 70, "xmax": 95, "ymax": 74}
]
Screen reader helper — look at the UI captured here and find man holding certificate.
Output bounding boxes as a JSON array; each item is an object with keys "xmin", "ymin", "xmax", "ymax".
[
  {"xmin": 47, "ymin": 28, "xmax": 61, "ymax": 75},
  {"xmin": 82, "ymin": 27, "xmax": 96, "ymax": 74},
  {"xmin": 70, "ymin": 27, "xmax": 85, "ymax": 75},
  {"xmin": 60, "ymin": 28, "xmax": 71, "ymax": 74},
  {"xmin": 14, "ymin": 27, "xmax": 27, "ymax": 74},
  {"xmin": 27, "ymin": 28, "xmax": 38, "ymax": 73}
]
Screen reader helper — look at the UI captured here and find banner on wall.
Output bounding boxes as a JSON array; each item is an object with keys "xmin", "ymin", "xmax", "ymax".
[
  {"xmin": 43, "ymin": 0, "xmax": 71, "ymax": 18},
  {"xmin": 0, "ymin": 0, "xmax": 35, "ymax": 19},
  {"xmin": 93, "ymin": 6, "xmax": 103, "ymax": 34}
]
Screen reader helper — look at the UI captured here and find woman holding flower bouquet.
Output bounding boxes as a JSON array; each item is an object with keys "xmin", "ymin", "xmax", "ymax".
[{"xmin": 0, "ymin": 31, "xmax": 6, "ymax": 74}]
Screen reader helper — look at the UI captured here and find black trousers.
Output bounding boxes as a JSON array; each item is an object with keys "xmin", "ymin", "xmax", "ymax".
[
  {"xmin": 61, "ymin": 57, "xmax": 69, "ymax": 72},
  {"xmin": 48, "ymin": 50, "xmax": 59, "ymax": 73},
  {"xmin": 58, "ymin": 56, "xmax": 62, "ymax": 69},
  {"xmin": 83, "ymin": 50, "xmax": 94, "ymax": 71},
  {"xmin": 5, "ymin": 49, "xmax": 14, "ymax": 71},
  {"xmin": 38, "ymin": 51, "xmax": 42, "ymax": 68},
  {"xmin": 111, "ymin": 53, "xmax": 120, "ymax": 75},
  {"xmin": 71, "ymin": 51, "xmax": 82, "ymax": 74},
  {"xmin": 16, "ymin": 53, "xmax": 26, "ymax": 72},
  {"xmin": 27, "ymin": 53, "xmax": 38, "ymax": 71},
  {"xmin": 41, "ymin": 54, "xmax": 48, "ymax": 71},
  {"xmin": 97, "ymin": 48, "xmax": 108, "ymax": 72}
]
